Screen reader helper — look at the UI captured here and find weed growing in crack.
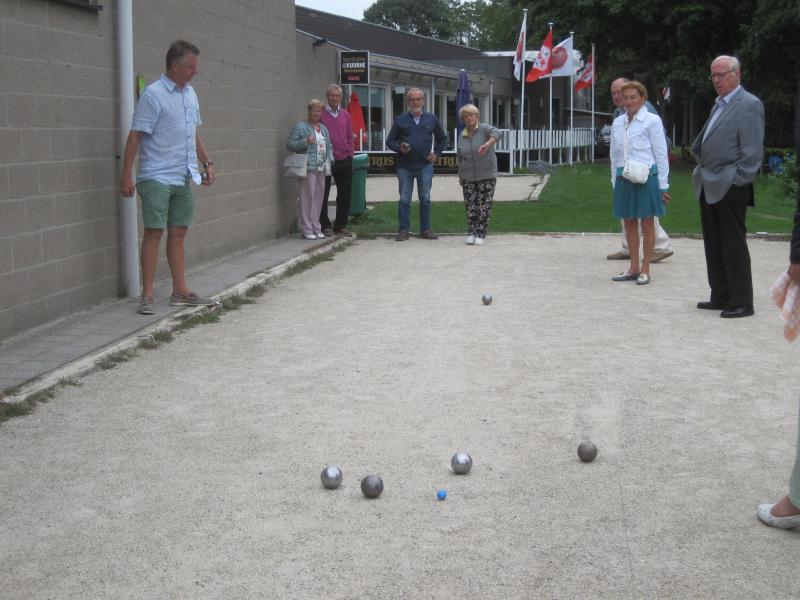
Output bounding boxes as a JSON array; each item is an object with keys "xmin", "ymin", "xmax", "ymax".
[{"xmin": 95, "ymin": 347, "xmax": 137, "ymax": 370}]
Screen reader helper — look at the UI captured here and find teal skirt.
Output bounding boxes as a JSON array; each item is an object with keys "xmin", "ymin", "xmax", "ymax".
[{"xmin": 612, "ymin": 166, "xmax": 666, "ymax": 219}]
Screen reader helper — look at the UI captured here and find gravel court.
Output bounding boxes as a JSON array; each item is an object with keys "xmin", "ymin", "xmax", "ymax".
[{"xmin": 1, "ymin": 234, "xmax": 799, "ymax": 599}]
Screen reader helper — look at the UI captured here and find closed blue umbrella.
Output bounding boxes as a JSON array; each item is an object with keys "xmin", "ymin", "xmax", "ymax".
[{"xmin": 455, "ymin": 69, "xmax": 472, "ymax": 136}]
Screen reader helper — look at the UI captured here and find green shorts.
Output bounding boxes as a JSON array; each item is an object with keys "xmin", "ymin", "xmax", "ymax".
[{"xmin": 137, "ymin": 177, "xmax": 194, "ymax": 229}]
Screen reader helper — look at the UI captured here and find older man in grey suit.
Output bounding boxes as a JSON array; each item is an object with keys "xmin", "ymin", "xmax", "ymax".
[{"xmin": 692, "ymin": 55, "xmax": 764, "ymax": 318}]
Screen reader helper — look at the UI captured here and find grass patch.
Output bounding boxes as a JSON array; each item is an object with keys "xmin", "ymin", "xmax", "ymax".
[
  {"xmin": 282, "ymin": 245, "xmax": 345, "ymax": 279},
  {"xmin": 138, "ymin": 336, "xmax": 159, "ymax": 350},
  {"xmin": 95, "ymin": 347, "xmax": 138, "ymax": 370},
  {"xmin": 153, "ymin": 329, "xmax": 173, "ymax": 343},
  {"xmin": 138, "ymin": 329, "xmax": 174, "ymax": 350},
  {"xmin": 221, "ymin": 293, "xmax": 256, "ymax": 311},
  {"xmin": 27, "ymin": 387, "xmax": 57, "ymax": 403},
  {"xmin": 349, "ymin": 210, "xmax": 394, "ymax": 227},
  {"xmin": 2, "ymin": 385, "xmax": 23, "ymax": 399},
  {"xmin": 245, "ymin": 283, "xmax": 267, "ymax": 297},
  {"xmin": 173, "ymin": 312, "xmax": 220, "ymax": 331},
  {"xmin": 0, "ymin": 400, "xmax": 35, "ymax": 422},
  {"xmin": 349, "ymin": 164, "xmax": 795, "ymax": 235},
  {"xmin": 0, "ymin": 378, "xmax": 84, "ymax": 424}
]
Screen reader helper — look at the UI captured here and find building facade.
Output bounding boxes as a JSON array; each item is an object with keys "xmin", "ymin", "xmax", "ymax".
[{"xmin": 0, "ymin": 0, "xmax": 299, "ymax": 341}]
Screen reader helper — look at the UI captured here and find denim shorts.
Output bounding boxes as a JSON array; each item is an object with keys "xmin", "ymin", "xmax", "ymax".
[{"xmin": 137, "ymin": 177, "xmax": 194, "ymax": 229}]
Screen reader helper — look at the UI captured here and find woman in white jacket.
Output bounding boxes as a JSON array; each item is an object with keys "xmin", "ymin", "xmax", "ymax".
[{"xmin": 609, "ymin": 81, "xmax": 670, "ymax": 285}]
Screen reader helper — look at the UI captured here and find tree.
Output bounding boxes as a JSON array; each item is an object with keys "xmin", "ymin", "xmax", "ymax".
[
  {"xmin": 478, "ymin": 0, "xmax": 795, "ymax": 145},
  {"xmin": 364, "ymin": 0, "xmax": 797, "ymax": 145},
  {"xmin": 363, "ymin": 0, "xmax": 458, "ymax": 41},
  {"xmin": 363, "ymin": 0, "xmax": 495, "ymax": 47},
  {"xmin": 740, "ymin": 0, "xmax": 800, "ymax": 146},
  {"xmin": 464, "ymin": 0, "xmax": 519, "ymax": 50}
]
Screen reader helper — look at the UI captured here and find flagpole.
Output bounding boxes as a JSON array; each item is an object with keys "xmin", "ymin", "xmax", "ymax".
[
  {"xmin": 548, "ymin": 22, "xmax": 553, "ymax": 165},
  {"xmin": 569, "ymin": 30, "xmax": 574, "ymax": 165},
  {"xmin": 519, "ymin": 9, "xmax": 527, "ymax": 172},
  {"xmin": 591, "ymin": 43, "xmax": 595, "ymax": 163}
]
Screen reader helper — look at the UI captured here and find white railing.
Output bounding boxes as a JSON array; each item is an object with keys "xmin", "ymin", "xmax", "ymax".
[
  {"xmin": 496, "ymin": 128, "xmax": 595, "ymax": 171},
  {"xmin": 354, "ymin": 127, "xmax": 596, "ymax": 171},
  {"xmin": 494, "ymin": 128, "xmax": 593, "ymax": 152}
]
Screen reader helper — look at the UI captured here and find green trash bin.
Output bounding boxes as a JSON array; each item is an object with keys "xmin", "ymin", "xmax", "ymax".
[{"xmin": 349, "ymin": 153, "xmax": 369, "ymax": 217}]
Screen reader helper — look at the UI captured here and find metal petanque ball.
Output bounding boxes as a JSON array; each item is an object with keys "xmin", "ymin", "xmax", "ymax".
[
  {"xmin": 320, "ymin": 465, "xmax": 343, "ymax": 489},
  {"xmin": 451, "ymin": 452, "xmax": 473, "ymax": 475},
  {"xmin": 360, "ymin": 475, "xmax": 384, "ymax": 499},
  {"xmin": 577, "ymin": 442, "xmax": 598, "ymax": 462},
  {"xmin": 482, "ymin": 294, "xmax": 493, "ymax": 305}
]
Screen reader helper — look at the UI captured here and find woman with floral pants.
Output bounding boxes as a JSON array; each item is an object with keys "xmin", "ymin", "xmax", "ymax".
[{"xmin": 457, "ymin": 104, "xmax": 500, "ymax": 246}]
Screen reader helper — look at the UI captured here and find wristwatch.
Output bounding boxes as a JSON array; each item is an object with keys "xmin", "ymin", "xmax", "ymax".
[{"xmin": 202, "ymin": 161, "xmax": 214, "ymax": 169}]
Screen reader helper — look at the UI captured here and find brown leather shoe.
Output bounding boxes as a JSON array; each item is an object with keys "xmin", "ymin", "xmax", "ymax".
[
  {"xmin": 334, "ymin": 228, "xmax": 354, "ymax": 237},
  {"xmin": 395, "ymin": 230, "xmax": 410, "ymax": 241},
  {"xmin": 651, "ymin": 249, "xmax": 674, "ymax": 263},
  {"xmin": 419, "ymin": 230, "xmax": 439, "ymax": 240},
  {"xmin": 606, "ymin": 251, "xmax": 630, "ymax": 260}
]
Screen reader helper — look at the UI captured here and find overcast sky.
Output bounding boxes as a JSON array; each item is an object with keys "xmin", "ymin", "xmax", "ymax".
[{"xmin": 295, "ymin": 0, "xmax": 373, "ymax": 20}]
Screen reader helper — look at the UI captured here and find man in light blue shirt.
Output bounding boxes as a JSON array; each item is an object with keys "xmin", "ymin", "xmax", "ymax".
[{"xmin": 119, "ymin": 40, "xmax": 216, "ymax": 315}]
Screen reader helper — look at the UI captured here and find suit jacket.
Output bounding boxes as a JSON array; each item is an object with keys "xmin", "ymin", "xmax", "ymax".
[{"xmin": 691, "ymin": 86, "xmax": 764, "ymax": 205}]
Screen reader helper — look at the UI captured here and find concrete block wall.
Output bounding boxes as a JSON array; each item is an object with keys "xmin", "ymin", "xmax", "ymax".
[
  {"xmin": 0, "ymin": 0, "xmax": 299, "ymax": 343},
  {"xmin": 294, "ymin": 33, "xmax": 339, "ymax": 120},
  {"xmin": 129, "ymin": 0, "xmax": 300, "ymax": 269},
  {"xmin": 0, "ymin": 0, "xmax": 119, "ymax": 341}
]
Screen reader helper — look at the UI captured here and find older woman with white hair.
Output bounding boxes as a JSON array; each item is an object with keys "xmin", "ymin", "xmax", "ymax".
[
  {"xmin": 457, "ymin": 103, "xmax": 500, "ymax": 245},
  {"xmin": 286, "ymin": 99, "xmax": 333, "ymax": 240}
]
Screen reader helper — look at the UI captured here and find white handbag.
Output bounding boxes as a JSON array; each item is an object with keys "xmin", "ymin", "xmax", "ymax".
[
  {"xmin": 622, "ymin": 159, "xmax": 650, "ymax": 184},
  {"xmin": 621, "ymin": 122, "xmax": 650, "ymax": 184}
]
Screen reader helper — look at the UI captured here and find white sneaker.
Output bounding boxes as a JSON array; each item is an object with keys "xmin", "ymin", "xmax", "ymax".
[
  {"xmin": 316, "ymin": 233, "xmax": 326, "ymax": 239},
  {"xmin": 465, "ymin": 235, "xmax": 475, "ymax": 245},
  {"xmin": 303, "ymin": 233, "xmax": 317, "ymax": 240},
  {"xmin": 474, "ymin": 237, "xmax": 485, "ymax": 246}
]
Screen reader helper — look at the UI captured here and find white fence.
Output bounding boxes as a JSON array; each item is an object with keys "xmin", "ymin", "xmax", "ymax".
[
  {"xmin": 354, "ymin": 127, "xmax": 596, "ymax": 172},
  {"xmin": 495, "ymin": 128, "xmax": 595, "ymax": 171}
]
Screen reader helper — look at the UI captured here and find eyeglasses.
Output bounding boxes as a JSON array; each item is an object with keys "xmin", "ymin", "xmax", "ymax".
[{"xmin": 709, "ymin": 69, "xmax": 735, "ymax": 81}]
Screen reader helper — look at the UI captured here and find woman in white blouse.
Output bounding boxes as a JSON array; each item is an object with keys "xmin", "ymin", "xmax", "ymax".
[{"xmin": 609, "ymin": 81, "xmax": 670, "ymax": 285}]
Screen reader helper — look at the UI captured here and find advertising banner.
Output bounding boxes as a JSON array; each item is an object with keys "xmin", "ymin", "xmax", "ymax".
[{"xmin": 340, "ymin": 51, "xmax": 369, "ymax": 84}]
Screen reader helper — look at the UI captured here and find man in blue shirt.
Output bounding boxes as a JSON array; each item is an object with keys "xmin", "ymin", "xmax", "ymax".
[
  {"xmin": 119, "ymin": 40, "xmax": 216, "ymax": 315},
  {"xmin": 386, "ymin": 88, "xmax": 448, "ymax": 241}
]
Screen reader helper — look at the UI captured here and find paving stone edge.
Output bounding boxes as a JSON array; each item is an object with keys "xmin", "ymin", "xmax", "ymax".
[{"xmin": 3, "ymin": 237, "xmax": 354, "ymax": 405}]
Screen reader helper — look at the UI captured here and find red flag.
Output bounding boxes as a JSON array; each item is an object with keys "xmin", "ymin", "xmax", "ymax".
[
  {"xmin": 574, "ymin": 53, "xmax": 594, "ymax": 91},
  {"xmin": 513, "ymin": 12, "xmax": 527, "ymax": 81},
  {"xmin": 348, "ymin": 91, "xmax": 368, "ymax": 149},
  {"xmin": 526, "ymin": 30, "xmax": 552, "ymax": 83}
]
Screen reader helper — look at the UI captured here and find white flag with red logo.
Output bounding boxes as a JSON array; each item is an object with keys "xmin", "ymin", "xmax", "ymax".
[
  {"xmin": 574, "ymin": 53, "xmax": 594, "ymax": 91},
  {"xmin": 549, "ymin": 36, "xmax": 573, "ymax": 77},
  {"xmin": 526, "ymin": 30, "xmax": 553, "ymax": 83},
  {"xmin": 513, "ymin": 13, "xmax": 527, "ymax": 81}
]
